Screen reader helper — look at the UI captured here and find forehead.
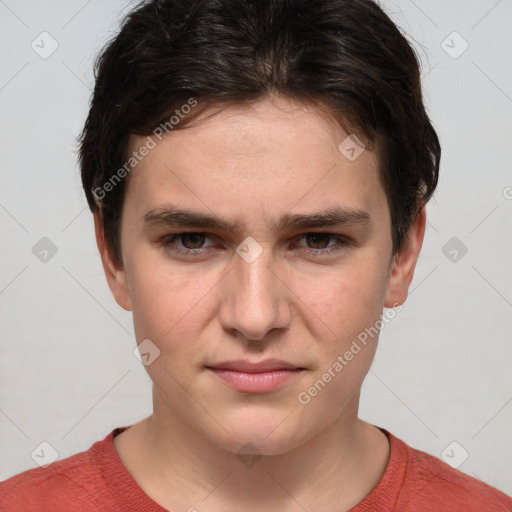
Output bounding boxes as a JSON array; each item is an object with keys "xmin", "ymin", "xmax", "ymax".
[{"xmin": 123, "ymin": 96, "xmax": 386, "ymax": 230}]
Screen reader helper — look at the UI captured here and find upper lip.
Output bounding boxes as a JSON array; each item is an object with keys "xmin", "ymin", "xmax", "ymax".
[{"xmin": 206, "ymin": 358, "xmax": 303, "ymax": 373}]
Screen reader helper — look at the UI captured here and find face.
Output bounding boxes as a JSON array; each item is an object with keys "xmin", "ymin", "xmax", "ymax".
[{"xmin": 96, "ymin": 95, "xmax": 424, "ymax": 456}]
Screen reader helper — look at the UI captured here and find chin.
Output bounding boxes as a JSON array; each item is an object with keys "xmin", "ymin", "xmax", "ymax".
[{"xmin": 208, "ymin": 411, "xmax": 306, "ymax": 457}]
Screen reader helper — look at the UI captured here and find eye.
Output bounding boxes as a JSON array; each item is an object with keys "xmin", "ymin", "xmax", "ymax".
[
  {"xmin": 160, "ymin": 232, "xmax": 352, "ymax": 258},
  {"xmin": 160, "ymin": 232, "xmax": 216, "ymax": 255},
  {"xmin": 293, "ymin": 233, "xmax": 352, "ymax": 257}
]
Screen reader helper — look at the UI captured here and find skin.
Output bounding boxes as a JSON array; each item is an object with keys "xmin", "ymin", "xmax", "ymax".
[{"xmin": 94, "ymin": 94, "xmax": 425, "ymax": 512}]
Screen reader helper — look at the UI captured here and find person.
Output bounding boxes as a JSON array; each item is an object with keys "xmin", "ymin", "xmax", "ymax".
[{"xmin": 1, "ymin": 0, "xmax": 511, "ymax": 510}]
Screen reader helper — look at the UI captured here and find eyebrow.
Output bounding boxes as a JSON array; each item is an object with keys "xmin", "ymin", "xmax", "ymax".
[{"xmin": 142, "ymin": 204, "xmax": 371, "ymax": 232}]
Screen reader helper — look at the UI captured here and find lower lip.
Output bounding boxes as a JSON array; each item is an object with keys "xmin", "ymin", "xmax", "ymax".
[{"xmin": 207, "ymin": 368, "xmax": 303, "ymax": 393}]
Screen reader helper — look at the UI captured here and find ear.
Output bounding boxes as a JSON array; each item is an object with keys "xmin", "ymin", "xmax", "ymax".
[
  {"xmin": 384, "ymin": 206, "xmax": 426, "ymax": 307},
  {"xmin": 93, "ymin": 210, "xmax": 133, "ymax": 311}
]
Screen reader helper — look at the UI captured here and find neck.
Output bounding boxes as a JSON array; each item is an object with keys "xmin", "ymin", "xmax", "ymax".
[{"xmin": 114, "ymin": 389, "xmax": 390, "ymax": 512}]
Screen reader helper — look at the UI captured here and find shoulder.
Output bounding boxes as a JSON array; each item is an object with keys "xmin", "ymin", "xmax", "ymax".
[
  {"xmin": 0, "ymin": 429, "xmax": 120, "ymax": 512},
  {"xmin": 389, "ymin": 431, "xmax": 512, "ymax": 511}
]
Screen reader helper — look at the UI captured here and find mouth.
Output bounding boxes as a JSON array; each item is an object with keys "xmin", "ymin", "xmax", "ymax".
[{"xmin": 205, "ymin": 359, "xmax": 306, "ymax": 393}]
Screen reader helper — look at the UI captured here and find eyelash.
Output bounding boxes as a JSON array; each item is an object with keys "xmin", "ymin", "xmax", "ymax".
[{"xmin": 160, "ymin": 232, "xmax": 352, "ymax": 258}]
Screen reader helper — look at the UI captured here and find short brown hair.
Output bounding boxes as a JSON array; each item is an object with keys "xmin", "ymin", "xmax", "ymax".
[{"xmin": 78, "ymin": 0, "xmax": 441, "ymax": 264}]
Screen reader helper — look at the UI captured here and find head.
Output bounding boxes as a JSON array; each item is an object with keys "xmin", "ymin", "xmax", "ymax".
[{"xmin": 79, "ymin": 0, "xmax": 440, "ymax": 455}]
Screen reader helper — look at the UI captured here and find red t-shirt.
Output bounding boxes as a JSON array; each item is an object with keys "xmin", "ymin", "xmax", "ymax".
[{"xmin": 1, "ymin": 426, "xmax": 511, "ymax": 511}]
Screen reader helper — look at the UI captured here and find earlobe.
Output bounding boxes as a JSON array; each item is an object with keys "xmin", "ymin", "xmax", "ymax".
[
  {"xmin": 93, "ymin": 211, "xmax": 133, "ymax": 311},
  {"xmin": 384, "ymin": 206, "xmax": 426, "ymax": 308}
]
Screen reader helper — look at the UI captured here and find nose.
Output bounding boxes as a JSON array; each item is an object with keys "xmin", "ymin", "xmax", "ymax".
[{"xmin": 218, "ymin": 243, "xmax": 292, "ymax": 342}]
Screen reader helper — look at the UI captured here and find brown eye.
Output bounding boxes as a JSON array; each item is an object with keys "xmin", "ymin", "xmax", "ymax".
[
  {"xmin": 293, "ymin": 233, "xmax": 351, "ymax": 258},
  {"xmin": 304, "ymin": 233, "xmax": 332, "ymax": 249},
  {"xmin": 161, "ymin": 232, "xmax": 216, "ymax": 256},
  {"xmin": 179, "ymin": 233, "xmax": 206, "ymax": 249}
]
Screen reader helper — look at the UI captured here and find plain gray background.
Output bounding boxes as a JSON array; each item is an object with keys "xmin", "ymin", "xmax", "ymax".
[{"xmin": 1, "ymin": 0, "xmax": 511, "ymax": 498}]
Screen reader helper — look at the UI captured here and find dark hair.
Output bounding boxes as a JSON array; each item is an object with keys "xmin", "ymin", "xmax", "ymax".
[{"xmin": 78, "ymin": 0, "xmax": 440, "ymax": 265}]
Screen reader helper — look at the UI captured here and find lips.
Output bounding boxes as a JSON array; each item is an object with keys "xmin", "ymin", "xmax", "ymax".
[
  {"xmin": 206, "ymin": 358, "xmax": 303, "ymax": 373},
  {"xmin": 205, "ymin": 359, "xmax": 305, "ymax": 393}
]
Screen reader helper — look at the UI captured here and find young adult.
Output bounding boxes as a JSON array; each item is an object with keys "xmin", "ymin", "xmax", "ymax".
[{"xmin": 1, "ymin": 0, "xmax": 511, "ymax": 510}]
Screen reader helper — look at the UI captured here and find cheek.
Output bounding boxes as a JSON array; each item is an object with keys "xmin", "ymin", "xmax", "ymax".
[
  {"xmin": 294, "ymin": 261, "xmax": 388, "ymax": 414},
  {"xmin": 125, "ymin": 249, "xmax": 219, "ymax": 349},
  {"xmin": 295, "ymin": 257, "xmax": 390, "ymax": 343}
]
